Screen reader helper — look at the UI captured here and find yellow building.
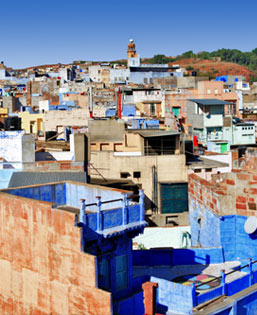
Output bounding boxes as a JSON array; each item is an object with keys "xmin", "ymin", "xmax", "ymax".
[
  {"xmin": 0, "ymin": 108, "xmax": 8, "ymax": 118},
  {"xmin": 18, "ymin": 111, "xmax": 44, "ymax": 135}
]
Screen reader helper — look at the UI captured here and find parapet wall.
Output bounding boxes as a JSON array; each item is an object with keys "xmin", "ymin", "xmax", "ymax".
[{"xmin": 0, "ymin": 192, "xmax": 111, "ymax": 314}]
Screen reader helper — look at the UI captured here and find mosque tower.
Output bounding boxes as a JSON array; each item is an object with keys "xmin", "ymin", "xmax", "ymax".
[
  {"xmin": 127, "ymin": 39, "xmax": 140, "ymax": 67},
  {"xmin": 127, "ymin": 39, "xmax": 137, "ymax": 59}
]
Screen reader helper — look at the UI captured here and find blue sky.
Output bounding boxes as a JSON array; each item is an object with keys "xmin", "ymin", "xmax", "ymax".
[{"xmin": 1, "ymin": 0, "xmax": 257, "ymax": 68}]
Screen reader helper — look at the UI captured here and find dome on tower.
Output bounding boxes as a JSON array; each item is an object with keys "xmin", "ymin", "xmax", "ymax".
[{"xmin": 128, "ymin": 39, "xmax": 135, "ymax": 50}]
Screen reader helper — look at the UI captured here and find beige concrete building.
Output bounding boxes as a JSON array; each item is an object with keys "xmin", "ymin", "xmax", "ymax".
[
  {"xmin": 88, "ymin": 120, "xmax": 188, "ymax": 225},
  {"xmin": 44, "ymin": 108, "xmax": 90, "ymax": 137}
]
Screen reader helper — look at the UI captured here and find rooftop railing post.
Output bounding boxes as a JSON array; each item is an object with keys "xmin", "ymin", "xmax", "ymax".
[
  {"xmin": 122, "ymin": 193, "xmax": 128, "ymax": 226},
  {"xmin": 139, "ymin": 189, "xmax": 145, "ymax": 222},
  {"xmin": 191, "ymin": 283, "xmax": 197, "ymax": 308},
  {"xmin": 221, "ymin": 269, "xmax": 227, "ymax": 296},
  {"xmin": 249, "ymin": 258, "xmax": 253, "ymax": 286},
  {"xmin": 96, "ymin": 196, "xmax": 102, "ymax": 231},
  {"xmin": 79, "ymin": 199, "xmax": 86, "ymax": 224}
]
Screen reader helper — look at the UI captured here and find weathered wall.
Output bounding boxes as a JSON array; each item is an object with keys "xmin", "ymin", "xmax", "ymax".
[
  {"xmin": 44, "ymin": 108, "xmax": 90, "ymax": 132},
  {"xmin": 0, "ymin": 192, "xmax": 111, "ymax": 314},
  {"xmin": 0, "ymin": 131, "xmax": 35, "ymax": 168},
  {"xmin": 189, "ymin": 169, "xmax": 257, "ymax": 261},
  {"xmin": 89, "ymin": 120, "xmax": 125, "ymax": 142},
  {"xmin": 18, "ymin": 112, "xmax": 44, "ymax": 134},
  {"xmin": 90, "ymin": 151, "xmax": 187, "ymax": 210}
]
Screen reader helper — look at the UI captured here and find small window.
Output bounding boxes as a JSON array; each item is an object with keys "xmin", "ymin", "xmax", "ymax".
[
  {"xmin": 120, "ymin": 172, "xmax": 130, "ymax": 178},
  {"xmin": 133, "ymin": 171, "xmax": 141, "ymax": 178},
  {"xmin": 206, "ymin": 168, "xmax": 212, "ymax": 172},
  {"xmin": 207, "ymin": 89, "xmax": 211, "ymax": 94},
  {"xmin": 194, "ymin": 169, "xmax": 202, "ymax": 173}
]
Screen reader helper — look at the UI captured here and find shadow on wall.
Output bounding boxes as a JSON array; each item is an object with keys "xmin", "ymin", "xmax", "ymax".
[
  {"xmin": 133, "ymin": 248, "xmax": 215, "ymax": 270},
  {"xmin": 35, "ymin": 151, "xmax": 56, "ymax": 161}
]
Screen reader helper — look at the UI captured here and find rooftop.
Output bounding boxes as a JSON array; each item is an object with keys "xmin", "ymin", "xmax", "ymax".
[
  {"xmin": 188, "ymin": 98, "xmax": 235, "ymax": 106},
  {"xmin": 1, "ymin": 181, "xmax": 147, "ymax": 240}
]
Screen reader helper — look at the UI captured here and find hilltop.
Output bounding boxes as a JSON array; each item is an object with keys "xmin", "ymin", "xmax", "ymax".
[{"xmin": 169, "ymin": 58, "xmax": 255, "ymax": 81}]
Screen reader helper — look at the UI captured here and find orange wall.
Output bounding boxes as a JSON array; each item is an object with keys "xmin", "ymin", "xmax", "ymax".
[{"xmin": 0, "ymin": 193, "xmax": 111, "ymax": 315}]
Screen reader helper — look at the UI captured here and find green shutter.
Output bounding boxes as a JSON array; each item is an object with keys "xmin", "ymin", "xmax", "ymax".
[{"xmin": 161, "ymin": 183, "xmax": 188, "ymax": 214}]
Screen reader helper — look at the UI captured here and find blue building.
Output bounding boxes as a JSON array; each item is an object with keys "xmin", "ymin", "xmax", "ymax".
[{"xmin": 1, "ymin": 181, "xmax": 147, "ymax": 314}]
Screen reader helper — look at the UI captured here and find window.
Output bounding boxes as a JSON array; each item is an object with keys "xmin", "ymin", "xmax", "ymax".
[
  {"xmin": 194, "ymin": 169, "xmax": 202, "ymax": 173},
  {"xmin": 207, "ymin": 89, "xmax": 211, "ymax": 94},
  {"xmin": 214, "ymin": 89, "xmax": 218, "ymax": 94},
  {"xmin": 120, "ymin": 172, "xmax": 130, "ymax": 178},
  {"xmin": 206, "ymin": 168, "xmax": 212, "ymax": 172},
  {"xmin": 133, "ymin": 171, "xmax": 141, "ymax": 178},
  {"xmin": 150, "ymin": 104, "xmax": 155, "ymax": 115}
]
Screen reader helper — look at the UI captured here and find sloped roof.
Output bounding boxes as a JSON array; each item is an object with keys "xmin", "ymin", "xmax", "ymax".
[{"xmin": 188, "ymin": 99, "xmax": 235, "ymax": 106}]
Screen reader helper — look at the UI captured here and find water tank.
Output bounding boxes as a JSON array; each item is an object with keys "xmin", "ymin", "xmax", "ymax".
[{"xmin": 4, "ymin": 117, "xmax": 21, "ymax": 131}]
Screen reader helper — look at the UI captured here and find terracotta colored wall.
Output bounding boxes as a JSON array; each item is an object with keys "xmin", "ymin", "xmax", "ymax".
[
  {"xmin": 0, "ymin": 193, "xmax": 111, "ymax": 315},
  {"xmin": 23, "ymin": 160, "xmax": 85, "ymax": 171}
]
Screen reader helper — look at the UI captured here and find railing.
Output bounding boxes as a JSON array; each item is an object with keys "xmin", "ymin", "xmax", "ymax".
[
  {"xmin": 193, "ymin": 258, "xmax": 257, "ymax": 307},
  {"xmin": 77, "ymin": 190, "xmax": 145, "ymax": 233}
]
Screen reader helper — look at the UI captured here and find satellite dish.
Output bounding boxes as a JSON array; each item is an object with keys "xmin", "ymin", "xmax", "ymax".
[{"xmin": 244, "ymin": 216, "xmax": 257, "ymax": 234}]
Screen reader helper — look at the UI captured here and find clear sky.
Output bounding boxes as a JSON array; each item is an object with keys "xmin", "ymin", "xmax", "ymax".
[{"xmin": 2, "ymin": 0, "xmax": 257, "ymax": 68}]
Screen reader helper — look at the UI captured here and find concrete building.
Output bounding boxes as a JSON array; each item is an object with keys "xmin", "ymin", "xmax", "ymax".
[
  {"xmin": 44, "ymin": 108, "xmax": 90, "ymax": 138},
  {"xmin": 88, "ymin": 120, "xmax": 189, "ymax": 225},
  {"xmin": 131, "ymin": 148, "xmax": 257, "ymax": 315},
  {"xmin": 0, "ymin": 131, "xmax": 88, "ymax": 189},
  {"xmin": 126, "ymin": 39, "xmax": 172, "ymax": 85},
  {"xmin": 123, "ymin": 87, "xmax": 163, "ymax": 118},
  {"xmin": 18, "ymin": 111, "xmax": 44, "ymax": 136},
  {"xmin": 0, "ymin": 180, "xmax": 146, "ymax": 315},
  {"xmin": 186, "ymin": 99, "xmax": 255, "ymax": 146}
]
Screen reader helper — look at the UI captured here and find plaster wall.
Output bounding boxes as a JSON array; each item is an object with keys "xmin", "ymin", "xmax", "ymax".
[
  {"xmin": 133, "ymin": 226, "xmax": 191, "ymax": 249},
  {"xmin": 44, "ymin": 108, "xmax": 90, "ymax": 132},
  {"xmin": 18, "ymin": 112, "xmax": 44, "ymax": 134},
  {"xmin": 0, "ymin": 192, "xmax": 112, "ymax": 315},
  {"xmin": 90, "ymin": 151, "xmax": 187, "ymax": 209},
  {"xmin": 0, "ymin": 131, "xmax": 35, "ymax": 167}
]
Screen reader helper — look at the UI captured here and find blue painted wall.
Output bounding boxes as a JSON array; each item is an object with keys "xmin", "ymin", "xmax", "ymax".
[
  {"xmin": 116, "ymin": 291, "xmax": 144, "ymax": 315},
  {"xmin": 237, "ymin": 290, "xmax": 257, "ymax": 315},
  {"xmin": 189, "ymin": 199, "xmax": 221, "ymax": 248},
  {"xmin": 65, "ymin": 182, "xmax": 123, "ymax": 210},
  {"xmin": 190, "ymin": 198, "xmax": 257, "ymax": 261},
  {"xmin": 133, "ymin": 247, "xmax": 224, "ymax": 267},
  {"xmin": 151, "ymin": 276, "xmax": 194, "ymax": 315},
  {"xmin": 220, "ymin": 215, "xmax": 257, "ymax": 261},
  {"xmin": 3, "ymin": 182, "xmax": 66, "ymax": 205}
]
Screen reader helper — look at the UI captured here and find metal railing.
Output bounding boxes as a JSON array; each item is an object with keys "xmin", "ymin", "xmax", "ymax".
[{"xmin": 195, "ymin": 258, "xmax": 257, "ymax": 290}]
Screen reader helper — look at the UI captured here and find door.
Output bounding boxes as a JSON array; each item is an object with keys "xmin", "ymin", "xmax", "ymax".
[
  {"xmin": 98, "ymin": 257, "xmax": 110, "ymax": 291},
  {"xmin": 172, "ymin": 107, "xmax": 180, "ymax": 117},
  {"xmin": 161, "ymin": 183, "xmax": 188, "ymax": 214},
  {"xmin": 115, "ymin": 255, "xmax": 128, "ymax": 291},
  {"xmin": 220, "ymin": 143, "xmax": 227, "ymax": 153}
]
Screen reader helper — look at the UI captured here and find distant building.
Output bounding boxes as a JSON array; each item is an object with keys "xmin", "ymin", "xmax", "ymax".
[{"xmin": 186, "ymin": 98, "xmax": 255, "ymax": 146}]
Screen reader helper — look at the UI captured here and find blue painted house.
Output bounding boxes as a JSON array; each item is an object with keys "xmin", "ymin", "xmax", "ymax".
[{"xmin": 1, "ymin": 181, "xmax": 147, "ymax": 314}]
